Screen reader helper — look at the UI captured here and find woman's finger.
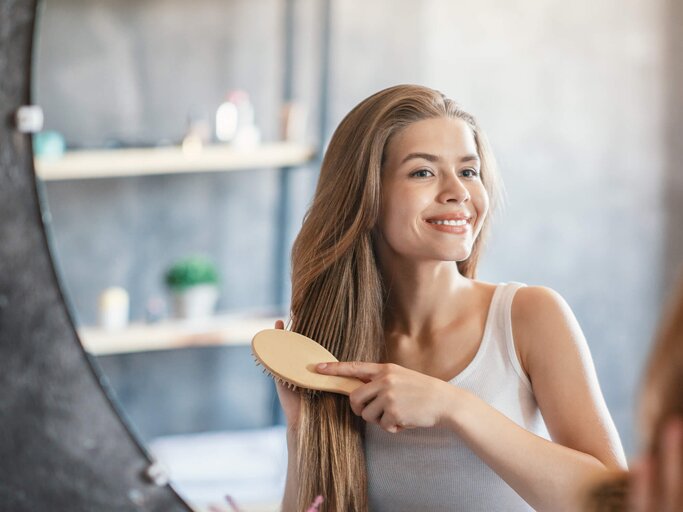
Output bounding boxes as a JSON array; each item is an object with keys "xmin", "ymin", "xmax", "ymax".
[
  {"xmin": 349, "ymin": 380, "xmax": 383, "ymax": 415},
  {"xmin": 274, "ymin": 319, "xmax": 285, "ymax": 330},
  {"xmin": 379, "ymin": 411, "xmax": 401, "ymax": 434},
  {"xmin": 359, "ymin": 395, "xmax": 386, "ymax": 424},
  {"xmin": 275, "ymin": 380, "xmax": 299, "ymax": 403}
]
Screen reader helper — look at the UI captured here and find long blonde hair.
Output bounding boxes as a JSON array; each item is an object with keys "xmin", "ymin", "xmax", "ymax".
[{"xmin": 289, "ymin": 84, "xmax": 502, "ymax": 511}]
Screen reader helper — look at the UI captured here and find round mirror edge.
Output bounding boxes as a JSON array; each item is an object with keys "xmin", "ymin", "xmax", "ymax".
[{"xmin": 8, "ymin": 0, "xmax": 198, "ymax": 511}]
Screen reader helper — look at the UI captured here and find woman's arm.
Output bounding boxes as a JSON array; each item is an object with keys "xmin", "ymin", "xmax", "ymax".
[
  {"xmin": 444, "ymin": 386, "xmax": 617, "ymax": 512},
  {"xmin": 513, "ymin": 286, "xmax": 626, "ymax": 467},
  {"xmin": 439, "ymin": 285, "xmax": 627, "ymax": 511}
]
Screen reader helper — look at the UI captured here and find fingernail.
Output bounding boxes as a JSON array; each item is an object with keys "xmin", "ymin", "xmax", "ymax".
[{"xmin": 317, "ymin": 363, "xmax": 327, "ymax": 370}]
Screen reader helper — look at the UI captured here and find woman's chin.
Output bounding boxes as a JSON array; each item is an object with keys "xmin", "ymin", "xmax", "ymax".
[
  {"xmin": 439, "ymin": 244, "xmax": 474, "ymax": 262},
  {"xmin": 433, "ymin": 249, "xmax": 473, "ymax": 263}
]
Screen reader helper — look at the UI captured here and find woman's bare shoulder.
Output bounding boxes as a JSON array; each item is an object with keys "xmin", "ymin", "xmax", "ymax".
[
  {"xmin": 511, "ymin": 285, "xmax": 580, "ymax": 371},
  {"xmin": 512, "ymin": 285, "xmax": 571, "ymax": 326}
]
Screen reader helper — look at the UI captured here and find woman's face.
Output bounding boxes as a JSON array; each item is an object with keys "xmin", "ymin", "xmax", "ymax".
[{"xmin": 377, "ymin": 116, "xmax": 489, "ymax": 264}]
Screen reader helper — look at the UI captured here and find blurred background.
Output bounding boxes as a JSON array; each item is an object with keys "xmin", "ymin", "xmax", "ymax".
[{"xmin": 32, "ymin": 0, "xmax": 683, "ymax": 510}]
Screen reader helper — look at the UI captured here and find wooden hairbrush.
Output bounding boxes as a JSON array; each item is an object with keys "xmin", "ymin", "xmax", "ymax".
[{"xmin": 251, "ymin": 329, "xmax": 363, "ymax": 395}]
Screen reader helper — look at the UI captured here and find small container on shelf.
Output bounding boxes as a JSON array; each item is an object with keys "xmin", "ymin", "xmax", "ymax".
[
  {"xmin": 98, "ymin": 286, "xmax": 130, "ymax": 330},
  {"xmin": 215, "ymin": 89, "xmax": 261, "ymax": 148}
]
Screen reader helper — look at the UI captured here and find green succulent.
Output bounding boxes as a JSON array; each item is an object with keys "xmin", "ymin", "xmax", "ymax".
[{"xmin": 165, "ymin": 256, "xmax": 219, "ymax": 291}]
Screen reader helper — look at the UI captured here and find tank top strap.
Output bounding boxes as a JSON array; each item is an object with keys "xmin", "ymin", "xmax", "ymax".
[{"xmin": 493, "ymin": 281, "xmax": 532, "ymax": 392}]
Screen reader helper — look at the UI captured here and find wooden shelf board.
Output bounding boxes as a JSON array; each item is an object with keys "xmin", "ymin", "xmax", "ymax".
[
  {"xmin": 79, "ymin": 313, "xmax": 281, "ymax": 356},
  {"xmin": 35, "ymin": 142, "xmax": 315, "ymax": 181}
]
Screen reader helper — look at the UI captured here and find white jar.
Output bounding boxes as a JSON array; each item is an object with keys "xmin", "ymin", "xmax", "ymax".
[{"xmin": 98, "ymin": 287, "xmax": 130, "ymax": 330}]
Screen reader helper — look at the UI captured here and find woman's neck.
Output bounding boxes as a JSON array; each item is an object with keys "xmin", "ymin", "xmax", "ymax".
[{"xmin": 380, "ymin": 256, "xmax": 474, "ymax": 338}]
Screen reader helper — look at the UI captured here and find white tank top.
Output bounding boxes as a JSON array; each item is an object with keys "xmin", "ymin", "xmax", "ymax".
[{"xmin": 365, "ymin": 282, "xmax": 548, "ymax": 512}]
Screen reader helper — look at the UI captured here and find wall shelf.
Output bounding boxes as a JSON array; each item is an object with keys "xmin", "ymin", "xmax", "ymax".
[
  {"xmin": 35, "ymin": 141, "xmax": 316, "ymax": 181},
  {"xmin": 79, "ymin": 313, "xmax": 282, "ymax": 356}
]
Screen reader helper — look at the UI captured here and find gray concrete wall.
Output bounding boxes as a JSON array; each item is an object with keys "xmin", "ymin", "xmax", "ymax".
[
  {"xmin": 33, "ymin": 0, "xmax": 683, "ymax": 454},
  {"xmin": 663, "ymin": 0, "xmax": 683, "ymax": 288}
]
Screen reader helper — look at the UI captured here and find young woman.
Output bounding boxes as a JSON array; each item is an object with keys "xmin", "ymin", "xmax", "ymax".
[{"xmin": 276, "ymin": 84, "xmax": 627, "ymax": 512}]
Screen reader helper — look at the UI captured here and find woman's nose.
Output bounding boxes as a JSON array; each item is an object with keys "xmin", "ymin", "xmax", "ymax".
[{"xmin": 437, "ymin": 175, "xmax": 470, "ymax": 204}]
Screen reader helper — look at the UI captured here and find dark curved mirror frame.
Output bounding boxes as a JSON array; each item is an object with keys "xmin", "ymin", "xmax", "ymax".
[{"xmin": 0, "ymin": 2, "xmax": 191, "ymax": 509}]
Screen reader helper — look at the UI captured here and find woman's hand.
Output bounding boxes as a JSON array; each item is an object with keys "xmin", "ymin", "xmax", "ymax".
[
  {"xmin": 630, "ymin": 417, "xmax": 682, "ymax": 512},
  {"xmin": 316, "ymin": 361, "xmax": 463, "ymax": 433},
  {"xmin": 273, "ymin": 320, "xmax": 302, "ymax": 431}
]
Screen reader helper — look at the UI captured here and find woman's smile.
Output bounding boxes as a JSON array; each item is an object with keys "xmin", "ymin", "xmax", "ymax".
[{"xmin": 425, "ymin": 213, "xmax": 473, "ymax": 235}]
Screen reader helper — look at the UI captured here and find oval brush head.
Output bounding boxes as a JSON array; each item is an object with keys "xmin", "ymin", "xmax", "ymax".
[{"xmin": 251, "ymin": 329, "xmax": 363, "ymax": 396}]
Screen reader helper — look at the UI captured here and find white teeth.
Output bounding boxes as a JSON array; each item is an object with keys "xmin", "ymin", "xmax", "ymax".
[{"xmin": 428, "ymin": 219, "xmax": 468, "ymax": 226}]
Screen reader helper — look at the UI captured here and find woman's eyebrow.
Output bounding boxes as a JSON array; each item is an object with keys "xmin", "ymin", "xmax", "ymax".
[{"xmin": 400, "ymin": 152, "xmax": 480, "ymax": 164}]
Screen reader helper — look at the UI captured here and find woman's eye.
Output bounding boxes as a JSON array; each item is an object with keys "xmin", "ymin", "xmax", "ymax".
[
  {"xmin": 461, "ymin": 168, "xmax": 480, "ymax": 178},
  {"xmin": 410, "ymin": 169, "xmax": 434, "ymax": 178}
]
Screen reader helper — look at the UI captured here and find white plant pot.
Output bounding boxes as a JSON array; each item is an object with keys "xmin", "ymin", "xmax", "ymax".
[{"xmin": 172, "ymin": 284, "xmax": 219, "ymax": 319}]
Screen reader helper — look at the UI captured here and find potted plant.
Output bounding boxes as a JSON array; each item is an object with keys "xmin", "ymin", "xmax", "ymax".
[{"xmin": 165, "ymin": 255, "xmax": 220, "ymax": 319}]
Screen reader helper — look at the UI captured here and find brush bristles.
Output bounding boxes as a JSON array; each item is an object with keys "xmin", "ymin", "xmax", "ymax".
[
  {"xmin": 252, "ymin": 355, "xmax": 319, "ymax": 395},
  {"xmin": 253, "ymin": 356, "xmax": 300, "ymax": 391}
]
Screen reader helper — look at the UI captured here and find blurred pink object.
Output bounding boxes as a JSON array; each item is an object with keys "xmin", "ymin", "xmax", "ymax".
[{"xmin": 305, "ymin": 495, "xmax": 324, "ymax": 512}]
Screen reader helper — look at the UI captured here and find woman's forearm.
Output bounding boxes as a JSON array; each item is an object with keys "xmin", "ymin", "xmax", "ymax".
[
  {"xmin": 280, "ymin": 428, "xmax": 299, "ymax": 512},
  {"xmin": 446, "ymin": 390, "xmax": 617, "ymax": 512}
]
